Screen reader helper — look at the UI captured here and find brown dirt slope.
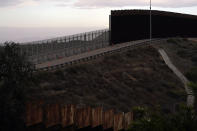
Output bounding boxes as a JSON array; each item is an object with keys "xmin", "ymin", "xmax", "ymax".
[{"xmin": 30, "ymin": 46, "xmax": 186, "ymax": 113}]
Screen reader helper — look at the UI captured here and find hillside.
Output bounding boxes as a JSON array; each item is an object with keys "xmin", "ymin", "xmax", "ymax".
[
  {"xmin": 29, "ymin": 45, "xmax": 186, "ymax": 113},
  {"xmin": 153, "ymin": 38, "xmax": 197, "ymax": 109},
  {"xmin": 153, "ymin": 38, "xmax": 197, "ymax": 74}
]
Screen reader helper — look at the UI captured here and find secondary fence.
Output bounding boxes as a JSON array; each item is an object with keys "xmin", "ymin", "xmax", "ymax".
[
  {"xmin": 26, "ymin": 101, "xmax": 133, "ymax": 131},
  {"xmin": 36, "ymin": 39, "xmax": 163, "ymax": 70},
  {"xmin": 19, "ymin": 29, "xmax": 109, "ymax": 64}
]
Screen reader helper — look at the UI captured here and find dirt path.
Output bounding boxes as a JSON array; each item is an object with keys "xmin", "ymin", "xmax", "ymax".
[{"xmin": 158, "ymin": 49, "xmax": 195, "ymax": 107}]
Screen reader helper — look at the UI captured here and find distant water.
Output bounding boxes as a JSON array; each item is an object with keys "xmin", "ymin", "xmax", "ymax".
[{"xmin": 0, "ymin": 26, "xmax": 107, "ymax": 44}]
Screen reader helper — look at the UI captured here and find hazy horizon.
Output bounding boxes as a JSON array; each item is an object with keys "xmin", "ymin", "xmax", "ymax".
[{"xmin": 0, "ymin": 26, "xmax": 107, "ymax": 43}]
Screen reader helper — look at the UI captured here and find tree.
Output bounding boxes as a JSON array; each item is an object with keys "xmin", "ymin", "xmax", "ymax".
[{"xmin": 0, "ymin": 42, "xmax": 34, "ymax": 131}]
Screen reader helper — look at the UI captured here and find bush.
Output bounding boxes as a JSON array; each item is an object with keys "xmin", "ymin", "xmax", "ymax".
[
  {"xmin": 167, "ymin": 38, "xmax": 178, "ymax": 44},
  {"xmin": 186, "ymin": 67, "xmax": 197, "ymax": 83},
  {"xmin": 167, "ymin": 38, "xmax": 183, "ymax": 44},
  {"xmin": 132, "ymin": 106, "xmax": 148, "ymax": 120},
  {"xmin": 188, "ymin": 82, "xmax": 197, "ymax": 95},
  {"xmin": 127, "ymin": 105, "xmax": 197, "ymax": 131}
]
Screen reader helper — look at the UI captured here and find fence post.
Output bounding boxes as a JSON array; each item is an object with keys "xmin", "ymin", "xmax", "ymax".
[
  {"xmin": 124, "ymin": 112, "xmax": 133, "ymax": 130},
  {"xmin": 113, "ymin": 112, "xmax": 124, "ymax": 131},
  {"xmin": 61, "ymin": 104, "xmax": 76, "ymax": 127},
  {"xmin": 25, "ymin": 101, "xmax": 43, "ymax": 127},
  {"xmin": 91, "ymin": 107, "xmax": 103, "ymax": 128},
  {"xmin": 103, "ymin": 109, "xmax": 114, "ymax": 130},
  {"xmin": 75, "ymin": 106, "xmax": 92, "ymax": 129},
  {"xmin": 44, "ymin": 104, "xmax": 61, "ymax": 128}
]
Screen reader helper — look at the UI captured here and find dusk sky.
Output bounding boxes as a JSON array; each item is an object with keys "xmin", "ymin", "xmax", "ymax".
[{"xmin": 1, "ymin": 0, "xmax": 197, "ymax": 43}]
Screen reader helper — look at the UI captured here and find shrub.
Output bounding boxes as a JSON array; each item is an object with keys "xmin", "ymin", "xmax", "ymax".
[
  {"xmin": 132, "ymin": 106, "xmax": 148, "ymax": 120},
  {"xmin": 188, "ymin": 82, "xmax": 197, "ymax": 95},
  {"xmin": 167, "ymin": 38, "xmax": 178, "ymax": 44},
  {"xmin": 127, "ymin": 105, "xmax": 197, "ymax": 131},
  {"xmin": 186, "ymin": 67, "xmax": 197, "ymax": 82},
  {"xmin": 167, "ymin": 38, "xmax": 183, "ymax": 44}
]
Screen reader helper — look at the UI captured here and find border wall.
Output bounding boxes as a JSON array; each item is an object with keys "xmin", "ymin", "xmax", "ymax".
[
  {"xmin": 25, "ymin": 101, "xmax": 134, "ymax": 131},
  {"xmin": 19, "ymin": 29, "xmax": 109, "ymax": 64},
  {"xmin": 110, "ymin": 10, "xmax": 197, "ymax": 44}
]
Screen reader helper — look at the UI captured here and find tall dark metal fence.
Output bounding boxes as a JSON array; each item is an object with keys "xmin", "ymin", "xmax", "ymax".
[
  {"xmin": 110, "ymin": 10, "xmax": 197, "ymax": 44},
  {"xmin": 19, "ymin": 29, "xmax": 109, "ymax": 64}
]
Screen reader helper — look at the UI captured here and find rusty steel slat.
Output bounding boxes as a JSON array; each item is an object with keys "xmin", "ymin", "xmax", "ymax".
[
  {"xmin": 75, "ymin": 106, "xmax": 92, "ymax": 129},
  {"xmin": 45, "ymin": 104, "xmax": 61, "ymax": 128},
  {"xmin": 91, "ymin": 107, "xmax": 103, "ymax": 128},
  {"xmin": 61, "ymin": 104, "xmax": 76, "ymax": 127},
  {"xmin": 26, "ymin": 101, "xmax": 43, "ymax": 126},
  {"xmin": 124, "ymin": 112, "xmax": 133, "ymax": 130},
  {"xmin": 102, "ymin": 110, "xmax": 114, "ymax": 130},
  {"xmin": 113, "ymin": 112, "xmax": 124, "ymax": 131}
]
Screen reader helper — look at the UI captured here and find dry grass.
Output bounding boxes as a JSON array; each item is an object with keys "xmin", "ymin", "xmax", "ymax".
[{"xmin": 29, "ymin": 46, "xmax": 186, "ymax": 112}]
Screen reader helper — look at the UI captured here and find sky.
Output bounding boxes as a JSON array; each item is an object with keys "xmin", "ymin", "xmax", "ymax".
[{"xmin": 0, "ymin": 0, "xmax": 197, "ymax": 43}]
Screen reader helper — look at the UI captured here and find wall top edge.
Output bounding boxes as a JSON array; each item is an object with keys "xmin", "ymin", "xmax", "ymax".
[{"xmin": 111, "ymin": 9, "xmax": 197, "ymax": 19}]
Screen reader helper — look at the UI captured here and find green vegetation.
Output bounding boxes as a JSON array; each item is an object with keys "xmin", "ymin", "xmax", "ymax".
[
  {"xmin": 166, "ymin": 37, "xmax": 188, "ymax": 45},
  {"xmin": 188, "ymin": 82, "xmax": 197, "ymax": 95},
  {"xmin": 162, "ymin": 38, "xmax": 197, "ymax": 77},
  {"xmin": 187, "ymin": 67, "xmax": 197, "ymax": 110},
  {"xmin": 166, "ymin": 38, "xmax": 179, "ymax": 44},
  {"xmin": 186, "ymin": 67, "xmax": 197, "ymax": 82},
  {"xmin": 177, "ymin": 43, "xmax": 197, "ymax": 61},
  {"xmin": 186, "ymin": 67, "xmax": 197, "ymax": 94},
  {"xmin": 128, "ymin": 105, "xmax": 197, "ymax": 131},
  {"xmin": 0, "ymin": 42, "xmax": 33, "ymax": 131},
  {"xmin": 165, "ymin": 38, "xmax": 197, "ymax": 93}
]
